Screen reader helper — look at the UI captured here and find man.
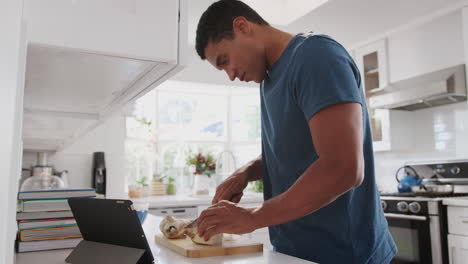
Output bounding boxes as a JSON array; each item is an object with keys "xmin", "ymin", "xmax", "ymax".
[{"xmin": 195, "ymin": 1, "xmax": 397, "ymax": 263}]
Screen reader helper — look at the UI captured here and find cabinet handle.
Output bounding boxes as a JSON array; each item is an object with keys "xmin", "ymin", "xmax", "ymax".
[{"xmin": 462, "ymin": 220, "xmax": 468, "ymax": 224}]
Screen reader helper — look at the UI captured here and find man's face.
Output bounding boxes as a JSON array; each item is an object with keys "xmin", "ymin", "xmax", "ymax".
[{"xmin": 204, "ymin": 32, "xmax": 267, "ymax": 83}]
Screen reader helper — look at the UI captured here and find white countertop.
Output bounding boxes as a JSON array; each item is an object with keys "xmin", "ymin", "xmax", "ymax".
[
  {"xmin": 16, "ymin": 214, "xmax": 315, "ymax": 264},
  {"xmin": 133, "ymin": 192, "xmax": 264, "ymax": 208},
  {"xmin": 443, "ymin": 196, "xmax": 468, "ymax": 207}
]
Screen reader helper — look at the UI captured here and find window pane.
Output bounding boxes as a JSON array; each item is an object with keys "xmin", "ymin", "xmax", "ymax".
[
  {"xmin": 231, "ymin": 93, "xmax": 261, "ymax": 142},
  {"xmin": 158, "ymin": 92, "xmax": 227, "ymax": 141},
  {"xmin": 232, "ymin": 144, "xmax": 261, "ymax": 169},
  {"xmin": 126, "ymin": 90, "xmax": 156, "ymax": 139}
]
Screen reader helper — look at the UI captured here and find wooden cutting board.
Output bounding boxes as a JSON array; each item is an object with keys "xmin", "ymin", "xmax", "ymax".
[{"xmin": 155, "ymin": 234, "xmax": 263, "ymax": 258}]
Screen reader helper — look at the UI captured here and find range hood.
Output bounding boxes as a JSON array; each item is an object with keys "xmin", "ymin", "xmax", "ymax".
[{"xmin": 369, "ymin": 64, "xmax": 467, "ymax": 111}]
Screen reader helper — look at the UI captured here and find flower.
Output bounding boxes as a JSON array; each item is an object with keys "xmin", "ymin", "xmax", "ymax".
[{"xmin": 187, "ymin": 152, "xmax": 216, "ymax": 177}]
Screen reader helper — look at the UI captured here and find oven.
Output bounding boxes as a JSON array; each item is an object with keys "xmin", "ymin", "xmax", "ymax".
[{"xmin": 381, "ymin": 197, "xmax": 448, "ymax": 264}]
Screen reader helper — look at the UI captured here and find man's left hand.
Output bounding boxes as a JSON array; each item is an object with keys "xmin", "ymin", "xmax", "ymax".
[{"xmin": 197, "ymin": 200, "xmax": 258, "ymax": 241}]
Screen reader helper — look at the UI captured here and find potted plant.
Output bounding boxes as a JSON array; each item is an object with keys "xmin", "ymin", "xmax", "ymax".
[
  {"xmin": 186, "ymin": 152, "xmax": 216, "ymax": 195},
  {"xmin": 128, "ymin": 183, "xmax": 143, "ymax": 198},
  {"xmin": 253, "ymin": 179, "xmax": 263, "ymax": 193},
  {"xmin": 166, "ymin": 176, "xmax": 175, "ymax": 195},
  {"xmin": 136, "ymin": 176, "xmax": 150, "ymax": 198}
]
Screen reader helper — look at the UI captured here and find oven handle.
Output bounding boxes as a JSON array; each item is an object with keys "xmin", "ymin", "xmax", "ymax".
[{"xmin": 384, "ymin": 213, "xmax": 427, "ymax": 221}]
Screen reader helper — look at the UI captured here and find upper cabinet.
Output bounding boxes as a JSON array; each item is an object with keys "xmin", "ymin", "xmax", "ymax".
[
  {"xmin": 355, "ymin": 39, "xmax": 391, "ymax": 151},
  {"xmin": 23, "ymin": 0, "xmax": 181, "ymax": 62},
  {"xmin": 22, "ymin": 0, "xmax": 188, "ymax": 152},
  {"xmin": 355, "ymin": 39, "xmax": 389, "ymax": 95}
]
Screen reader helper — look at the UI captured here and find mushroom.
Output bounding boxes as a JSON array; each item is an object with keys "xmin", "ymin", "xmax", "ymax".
[
  {"xmin": 185, "ymin": 224, "xmax": 223, "ymax": 246},
  {"xmin": 159, "ymin": 216, "xmax": 191, "ymax": 239},
  {"xmin": 159, "ymin": 215, "xmax": 223, "ymax": 246}
]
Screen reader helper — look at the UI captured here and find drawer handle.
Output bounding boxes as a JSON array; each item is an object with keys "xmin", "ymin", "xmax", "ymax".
[{"xmin": 462, "ymin": 220, "xmax": 468, "ymax": 224}]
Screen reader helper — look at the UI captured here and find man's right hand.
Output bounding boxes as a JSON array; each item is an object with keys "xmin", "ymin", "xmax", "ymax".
[{"xmin": 212, "ymin": 169, "xmax": 249, "ymax": 204}]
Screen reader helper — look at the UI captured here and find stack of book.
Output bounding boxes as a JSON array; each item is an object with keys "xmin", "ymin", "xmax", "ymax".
[{"xmin": 16, "ymin": 188, "xmax": 96, "ymax": 253}]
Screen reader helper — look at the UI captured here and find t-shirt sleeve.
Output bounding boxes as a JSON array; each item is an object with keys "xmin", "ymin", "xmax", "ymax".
[{"xmin": 291, "ymin": 37, "xmax": 364, "ymax": 121}]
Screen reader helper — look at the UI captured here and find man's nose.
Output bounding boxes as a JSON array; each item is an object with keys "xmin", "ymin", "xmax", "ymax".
[{"xmin": 225, "ymin": 69, "xmax": 236, "ymax": 81}]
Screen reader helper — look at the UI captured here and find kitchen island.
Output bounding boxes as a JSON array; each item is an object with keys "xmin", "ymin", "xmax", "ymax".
[{"xmin": 16, "ymin": 214, "xmax": 316, "ymax": 264}]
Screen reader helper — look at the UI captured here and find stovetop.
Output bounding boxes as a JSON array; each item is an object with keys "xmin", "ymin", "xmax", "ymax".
[{"xmin": 380, "ymin": 192, "xmax": 468, "ymax": 198}]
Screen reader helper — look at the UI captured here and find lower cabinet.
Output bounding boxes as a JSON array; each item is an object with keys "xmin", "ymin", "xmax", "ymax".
[{"xmin": 448, "ymin": 234, "xmax": 468, "ymax": 264}]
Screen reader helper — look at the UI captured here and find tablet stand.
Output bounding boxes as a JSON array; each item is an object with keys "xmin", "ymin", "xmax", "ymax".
[{"xmin": 65, "ymin": 240, "xmax": 145, "ymax": 264}]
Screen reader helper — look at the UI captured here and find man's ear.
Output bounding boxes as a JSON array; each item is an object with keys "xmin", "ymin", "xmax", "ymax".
[{"xmin": 232, "ymin": 17, "xmax": 251, "ymax": 36}]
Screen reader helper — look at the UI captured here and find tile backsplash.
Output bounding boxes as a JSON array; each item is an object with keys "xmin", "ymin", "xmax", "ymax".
[{"xmin": 374, "ymin": 101, "xmax": 468, "ymax": 193}]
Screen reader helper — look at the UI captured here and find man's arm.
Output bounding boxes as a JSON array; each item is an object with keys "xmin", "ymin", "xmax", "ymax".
[
  {"xmin": 244, "ymin": 154, "xmax": 262, "ymax": 182},
  {"xmin": 251, "ymin": 102, "xmax": 364, "ymax": 228},
  {"xmin": 211, "ymin": 155, "xmax": 263, "ymax": 204},
  {"xmin": 197, "ymin": 102, "xmax": 364, "ymax": 239}
]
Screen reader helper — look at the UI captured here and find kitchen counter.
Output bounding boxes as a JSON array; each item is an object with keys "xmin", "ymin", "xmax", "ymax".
[
  {"xmin": 132, "ymin": 192, "xmax": 264, "ymax": 208},
  {"xmin": 16, "ymin": 214, "xmax": 315, "ymax": 264},
  {"xmin": 443, "ymin": 196, "xmax": 468, "ymax": 207}
]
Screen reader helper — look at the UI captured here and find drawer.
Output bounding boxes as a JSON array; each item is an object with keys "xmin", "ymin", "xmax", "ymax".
[
  {"xmin": 149, "ymin": 207, "xmax": 198, "ymax": 219},
  {"xmin": 447, "ymin": 206, "xmax": 468, "ymax": 236}
]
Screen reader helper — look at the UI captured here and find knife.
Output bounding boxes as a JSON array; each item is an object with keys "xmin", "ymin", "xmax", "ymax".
[{"xmin": 186, "ymin": 192, "xmax": 242, "ymax": 228}]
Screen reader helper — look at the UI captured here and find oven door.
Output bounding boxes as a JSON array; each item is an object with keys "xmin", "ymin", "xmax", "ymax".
[{"xmin": 385, "ymin": 213, "xmax": 439, "ymax": 264}]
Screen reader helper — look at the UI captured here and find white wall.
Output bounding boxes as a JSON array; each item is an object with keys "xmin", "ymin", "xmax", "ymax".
[
  {"xmin": 0, "ymin": 0, "xmax": 25, "ymax": 263},
  {"xmin": 375, "ymin": 102, "xmax": 468, "ymax": 193},
  {"xmin": 22, "ymin": 113, "xmax": 127, "ymax": 199}
]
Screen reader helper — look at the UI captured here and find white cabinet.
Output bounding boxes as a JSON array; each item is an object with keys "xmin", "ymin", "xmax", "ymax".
[
  {"xmin": 149, "ymin": 206, "xmax": 198, "ymax": 219},
  {"xmin": 444, "ymin": 200, "xmax": 468, "ymax": 264},
  {"xmin": 22, "ymin": 0, "xmax": 188, "ymax": 152},
  {"xmin": 355, "ymin": 39, "xmax": 389, "ymax": 93},
  {"xmin": 354, "ymin": 39, "xmax": 392, "ymax": 151},
  {"xmin": 447, "ymin": 206, "xmax": 468, "ymax": 236},
  {"xmin": 448, "ymin": 234, "xmax": 468, "ymax": 264},
  {"xmin": 23, "ymin": 0, "xmax": 180, "ymax": 62}
]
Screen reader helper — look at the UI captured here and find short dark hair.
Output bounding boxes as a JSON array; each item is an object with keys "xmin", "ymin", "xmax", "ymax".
[{"xmin": 195, "ymin": 0, "xmax": 269, "ymax": 60}]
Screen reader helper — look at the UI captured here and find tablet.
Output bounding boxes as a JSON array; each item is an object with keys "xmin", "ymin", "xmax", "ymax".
[{"xmin": 68, "ymin": 198, "xmax": 154, "ymax": 264}]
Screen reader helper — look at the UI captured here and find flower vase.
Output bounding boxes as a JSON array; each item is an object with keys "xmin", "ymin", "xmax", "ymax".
[{"xmin": 193, "ymin": 174, "xmax": 211, "ymax": 195}]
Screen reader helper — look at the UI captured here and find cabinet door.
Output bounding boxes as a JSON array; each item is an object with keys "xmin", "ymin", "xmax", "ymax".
[
  {"xmin": 448, "ymin": 234, "xmax": 468, "ymax": 264},
  {"xmin": 24, "ymin": 0, "xmax": 179, "ymax": 62},
  {"xmin": 355, "ymin": 39, "xmax": 389, "ymax": 93},
  {"xmin": 354, "ymin": 39, "xmax": 391, "ymax": 151}
]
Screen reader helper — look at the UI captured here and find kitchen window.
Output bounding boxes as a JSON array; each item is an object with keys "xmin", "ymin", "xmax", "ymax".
[{"xmin": 125, "ymin": 81, "xmax": 261, "ymax": 194}]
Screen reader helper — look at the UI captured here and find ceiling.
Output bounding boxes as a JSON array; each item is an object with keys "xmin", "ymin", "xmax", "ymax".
[
  {"xmin": 187, "ymin": 0, "xmax": 462, "ymax": 47},
  {"xmin": 286, "ymin": 0, "xmax": 462, "ymax": 48}
]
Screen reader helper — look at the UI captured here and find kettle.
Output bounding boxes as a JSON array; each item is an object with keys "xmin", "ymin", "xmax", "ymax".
[{"xmin": 395, "ymin": 165, "xmax": 422, "ymax": 193}]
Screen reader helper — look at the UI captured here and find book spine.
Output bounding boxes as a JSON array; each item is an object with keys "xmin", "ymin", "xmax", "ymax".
[
  {"xmin": 19, "ymin": 224, "xmax": 77, "ymax": 231},
  {"xmin": 20, "ymin": 235, "xmax": 82, "ymax": 242},
  {"xmin": 18, "ymin": 195, "xmax": 96, "ymax": 201}
]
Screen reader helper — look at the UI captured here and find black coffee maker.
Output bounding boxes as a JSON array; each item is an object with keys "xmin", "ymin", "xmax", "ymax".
[{"xmin": 92, "ymin": 152, "xmax": 106, "ymax": 195}]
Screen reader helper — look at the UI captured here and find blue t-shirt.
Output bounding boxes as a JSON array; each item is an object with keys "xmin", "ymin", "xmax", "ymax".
[{"xmin": 260, "ymin": 33, "xmax": 397, "ymax": 264}]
